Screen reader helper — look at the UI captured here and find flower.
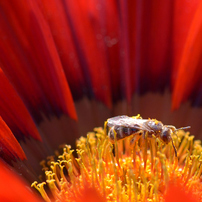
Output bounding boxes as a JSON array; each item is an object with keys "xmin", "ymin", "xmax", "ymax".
[
  {"xmin": 31, "ymin": 116, "xmax": 202, "ymax": 201},
  {"xmin": 0, "ymin": 0, "xmax": 201, "ymax": 201}
]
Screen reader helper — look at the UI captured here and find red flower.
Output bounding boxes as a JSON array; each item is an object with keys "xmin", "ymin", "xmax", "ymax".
[{"xmin": 0, "ymin": 0, "xmax": 201, "ymax": 201}]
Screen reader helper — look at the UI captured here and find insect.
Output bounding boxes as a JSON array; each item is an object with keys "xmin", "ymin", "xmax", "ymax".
[{"xmin": 104, "ymin": 115, "xmax": 191, "ymax": 157}]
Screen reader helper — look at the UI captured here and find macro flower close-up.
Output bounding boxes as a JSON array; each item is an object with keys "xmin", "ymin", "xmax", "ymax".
[{"xmin": 0, "ymin": 0, "xmax": 202, "ymax": 202}]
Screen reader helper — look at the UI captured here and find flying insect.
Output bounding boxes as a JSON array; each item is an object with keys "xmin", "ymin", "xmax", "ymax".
[{"xmin": 104, "ymin": 115, "xmax": 190, "ymax": 157}]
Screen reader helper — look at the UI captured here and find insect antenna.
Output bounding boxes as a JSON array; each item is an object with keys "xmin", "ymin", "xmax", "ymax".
[
  {"xmin": 171, "ymin": 138, "xmax": 177, "ymax": 157},
  {"xmin": 171, "ymin": 126, "xmax": 191, "ymax": 157},
  {"xmin": 174, "ymin": 126, "xmax": 191, "ymax": 132},
  {"xmin": 172, "ymin": 126, "xmax": 191, "ymax": 139}
]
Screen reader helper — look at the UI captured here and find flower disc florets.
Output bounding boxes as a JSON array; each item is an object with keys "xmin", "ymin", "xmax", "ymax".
[{"xmin": 32, "ymin": 115, "xmax": 202, "ymax": 201}]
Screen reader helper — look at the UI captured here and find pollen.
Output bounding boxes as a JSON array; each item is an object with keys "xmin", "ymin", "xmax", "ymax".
[{"xmin": 32, "ymin": 115, "xmax": 202, "ymax": 202}]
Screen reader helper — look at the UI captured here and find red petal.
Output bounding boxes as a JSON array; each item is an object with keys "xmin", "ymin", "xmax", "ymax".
[
  {"xmin": 129, "ymin": 1, "xmax": 173, "ymax": 92},
  {"xmin": 36, "ymin": 0, "xmax": 88, "ymax": 100},
  {"xmin": 0, "ymin": 160, "xmax": 41, "ymax": 202},
  {"xmin": 172, "ymin": 0, "xmax": 200, "ymax": 85},
  {"xmin": 74, "ymin": 187, "xmax": 106, "ymax": 202},
  {"xmin": 118, "ymin": 0, "xmax": 132, "ymax": 102},
  {"xmin": 63, "ymin": 1, "xmax": 112, "ymax": 107},
  {"xmin": 145, "ymin": 1, "xmax": 173, "ymax": 91},
  {"xmin": 164, "ymin": 181, "xmax": 199, "ymax": 202},
  {"xmin": 104, "ymin": 1, "xmax": 123, "ymax": 101},
  {"xmin": 172, "ymin": 1, "xmax": 202, "ymax": 109},
  {"xmin": 0, "ymin": 68, "xmax": 41, "ymax": 140},
  {"xmin": 0, "ymin": 116, "xmax": 26, "ymax": 161},
  {"xmin": 0, "ymin": 0, "xmax": 77, "ymax": 121}
]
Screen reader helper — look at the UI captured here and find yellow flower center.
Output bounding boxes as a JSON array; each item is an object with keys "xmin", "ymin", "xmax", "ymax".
[{"xmin": 31, "ymin": 115, "xmax": 202, "ymax": 202}]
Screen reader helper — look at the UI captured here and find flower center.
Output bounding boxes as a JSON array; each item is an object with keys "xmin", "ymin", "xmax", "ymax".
[{"xmin": 31, "ymin": 115, "xmax": 202, "ymax": 202}]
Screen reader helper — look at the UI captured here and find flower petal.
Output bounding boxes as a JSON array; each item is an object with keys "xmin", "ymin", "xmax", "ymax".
[
  {"xmin": 0, "ymin": 160, "xmax": 41, "ymax": 202},
  {"xmin": 0, "ymin": 68, "xmax": 41, "ymax": 141},
  {"xmin": 37, "ymin": 0, "xmax": 89, "ymax": 100},
  {"xmin": 129, "ymin": 1, "xmax": 173, "ymax": 93},
  {"xmin": 165, "ymin": 181, "xmax": 200, "ymax": 202},
  {"xmin": 0, "ymin": 116, "xmax": 26, "ymax": 161},
  {"xmin": 172, "ymin": 0, "xmax": 200, "ymax": 82},
  {"xmin": 74, "ymin": 187, "xmax": 106, "ymax": 202},
  {"xmin": 63, "ymin": 1, "xmax": 112, "ymax": 107},
  {"xmin": 172, "ymin": 1, "xmax": 202, "ymax": 109},
  {"xmin": 0, "ymin": 0, "xmax": 77, "ymax": 121}
]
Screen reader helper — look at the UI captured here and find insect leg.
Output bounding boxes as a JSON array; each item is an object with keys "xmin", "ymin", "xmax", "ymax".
[
  {"xmin": 108, "ymin": 126, "xmax": 117, "ymax": 142},
  {"xmin": 165, "ymin": 125, "xmax": 176, "ymax": 132},
  {"xmin": 142, "ymin": 131, "xmax": 149, "ymax": 169},
  {"xmin": 130, "ymin": 132, "xmax": 142, "ymax": 147},
  {"xmin": 104, "ymin": 120, "xmax": 108, "ymax": 136},
  {"xmin": 108, "ymin": 126, "xmax": 121, "ymax": 168}
]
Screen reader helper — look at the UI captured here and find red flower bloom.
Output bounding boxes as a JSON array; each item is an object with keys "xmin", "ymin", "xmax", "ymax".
[{"xmin": 0, "ymin": 0, "xmax": 201, "ymax": 201}]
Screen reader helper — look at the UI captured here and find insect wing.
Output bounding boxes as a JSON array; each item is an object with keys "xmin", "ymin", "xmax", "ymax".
[
  {"xmin": 128, "ymin": 119, "xmax": 153, "ymax": 131},
  {"xmin": 107, "ymin": 115, "xmax": 130, "ymax": 127},
  {"xmin": 107, "ymin": 116, "xmax": 150, "ymax": 131}
]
